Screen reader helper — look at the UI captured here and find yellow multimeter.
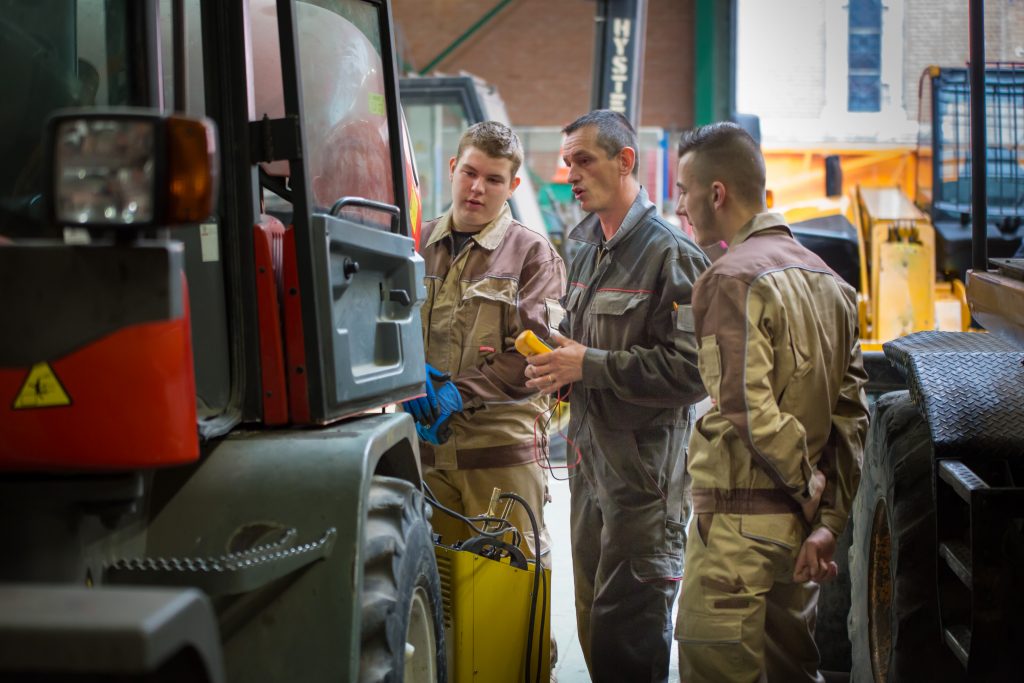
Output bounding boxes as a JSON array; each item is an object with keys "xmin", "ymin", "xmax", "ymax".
[{"xmin": 515, "ymin": 330, "xmax": 552, "ymax": 357}]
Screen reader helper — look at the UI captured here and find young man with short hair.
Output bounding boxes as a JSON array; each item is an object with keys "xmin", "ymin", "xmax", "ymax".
[
  {"xmin": 404, "ymin": 121, "xmax": 565, "ymax": 563},
  {"xmin": 674, "ymin": 121, "xmax": 869, "ymax": 682}
]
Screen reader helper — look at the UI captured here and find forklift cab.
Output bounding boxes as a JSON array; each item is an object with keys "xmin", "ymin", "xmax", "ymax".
[
  {"xmin": 0, "ymin": 1, "xmax": 442, "ymax": 681},
  {"xmin": 399, "ymin": 74, "xmax": 550, "ymax": 240}
]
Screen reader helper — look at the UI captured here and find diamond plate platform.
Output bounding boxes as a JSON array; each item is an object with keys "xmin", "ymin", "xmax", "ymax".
[{"xmin": 883, "ymin": 331, "xmax": 1024, "ymax": 459}]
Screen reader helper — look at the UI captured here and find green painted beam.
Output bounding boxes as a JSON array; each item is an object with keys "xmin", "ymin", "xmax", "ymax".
[
  {"xmin": 694, "ymin": 0, "xmax": 733, "ymax": 125},
  {"xmin": 419, "ymin": 0, "xmax": 515, "ymax": 75}
]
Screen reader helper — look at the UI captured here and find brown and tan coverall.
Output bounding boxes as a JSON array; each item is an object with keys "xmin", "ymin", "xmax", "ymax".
[
  {"xmin": 418, "ymin": 203, "xmax": 566, "ymax": 560},
  {"xmin": 561, "ymin": 189, "xmax": 709, "ymax": 682},
  {"xmin": 677, "ymin": 212, "xmax": 870, "ymax": 682}
]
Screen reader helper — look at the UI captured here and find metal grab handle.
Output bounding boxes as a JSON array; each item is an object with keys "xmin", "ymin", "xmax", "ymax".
[{"xmin": 328, "ymin": 196, "xmax": 401, "ymax": 234}]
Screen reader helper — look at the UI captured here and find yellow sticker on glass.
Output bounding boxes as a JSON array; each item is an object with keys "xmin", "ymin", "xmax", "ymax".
[{"xmin": 369, "ymin": 93, "xmax": 385, "ymax": 116}]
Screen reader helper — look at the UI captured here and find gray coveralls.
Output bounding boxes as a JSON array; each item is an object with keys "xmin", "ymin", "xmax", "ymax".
[{"xmin": 561, "ymin": 190, "xmax": 709, "ymax": 682}]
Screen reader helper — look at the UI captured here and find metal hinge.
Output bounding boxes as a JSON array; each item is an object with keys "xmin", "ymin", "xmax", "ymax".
[{"xmin": 249, "ymin": 114, "xmax": 303, "ymax": 163}]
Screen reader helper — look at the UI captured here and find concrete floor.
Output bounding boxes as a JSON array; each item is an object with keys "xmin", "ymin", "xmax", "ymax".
[{"xmin": 545, "ymin": 472, "xmax": 681, "ymax": 683}]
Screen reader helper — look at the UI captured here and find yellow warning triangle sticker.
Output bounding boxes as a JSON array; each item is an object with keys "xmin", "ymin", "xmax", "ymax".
[{"xmin": 13, "ymin": 362, "xmax": 72, "ymax": 409}]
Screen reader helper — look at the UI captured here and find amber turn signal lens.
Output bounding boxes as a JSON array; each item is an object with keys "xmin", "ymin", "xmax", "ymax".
[{"xmin": 166, "ymin": 116, "xmax": 218, "ymax": 224}]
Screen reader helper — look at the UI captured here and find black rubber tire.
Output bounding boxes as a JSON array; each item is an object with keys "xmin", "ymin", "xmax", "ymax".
[
  {"xmin": 848, "ymin": 391, "xmax": 962, "ymax": 682},
  {"xmin": 815, "ymin": 520, "xmax": 853, "ymax": 672},
  {"xmin": 359, "ymin": 476, "xmax": 447, "ymax": 683}
]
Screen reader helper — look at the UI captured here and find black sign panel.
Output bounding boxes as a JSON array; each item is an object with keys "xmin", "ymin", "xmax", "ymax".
[{"xmin": 590, "ymin": 0, "xmax": 648, "ymax": 125}]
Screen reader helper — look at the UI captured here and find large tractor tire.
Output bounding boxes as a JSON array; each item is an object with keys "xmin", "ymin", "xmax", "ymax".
[
  {"xmin": 848, "ymin": 392, "xmax": 962, "ymax": 682},
  {"xmin": 360, "ymin": 476, "xmax": 447, "ymax": 683}
]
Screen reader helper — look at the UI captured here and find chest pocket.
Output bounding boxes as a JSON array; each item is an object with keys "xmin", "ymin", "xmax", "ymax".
[
  {"xmin": 456, "ymin": 277, "xmax": 517, "ymax": 369},
  {"xmin": 589, "ymin": 289, "xmax": 650, "ymax": 316},
  {"xmin": 587, "ymin": 289, "xmax": 651, "ymax": 346}
]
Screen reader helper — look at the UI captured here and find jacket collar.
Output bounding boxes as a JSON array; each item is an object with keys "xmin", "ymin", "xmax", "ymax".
[
  {"xmin": 568, "ymin": 187, "xmax": 653, "ymax": 248},
  {"xmin": 424, "ymin": 202, "xmax": 513, "ymax": 251},
  {"xmin": 730, "ymin": 211, "xmax": 793, "ymax": 247}
]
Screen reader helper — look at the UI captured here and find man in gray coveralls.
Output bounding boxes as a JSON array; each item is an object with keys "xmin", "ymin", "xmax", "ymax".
[{"xmin": 525, "ymin": 110, "xmax": 710, "ymax": 682}]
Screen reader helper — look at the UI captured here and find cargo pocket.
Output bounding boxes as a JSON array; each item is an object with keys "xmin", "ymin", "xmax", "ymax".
[
  {"xmin": 666, "ymin": 517, "xmax": 686, "ymax": 556},
  {"xmin": 697, "ymin": 335, "xmax": 722, "ymax": 400},
  {"xmin": 457, "ymin": 277, "xmax": 516, "ymax": 369},
  {"xmin": 676, "ymin": 609, "xmax": 742, "ymax": 645},
  {"xmin": 630, "ymin": 553, "xmax": 683, "ymax": 584}
]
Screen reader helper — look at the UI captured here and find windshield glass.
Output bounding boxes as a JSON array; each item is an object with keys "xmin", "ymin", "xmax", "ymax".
[
  {"xmin": 404, "ymin": 98, "xmax": 469, "ymax": 222},
  {"xmin": 252, "ymin": 0, "xmax": 396, "ymax": 228},
  {"xmin": 0, "ymin": 0, "xmax": 134, "ymax": 237}
]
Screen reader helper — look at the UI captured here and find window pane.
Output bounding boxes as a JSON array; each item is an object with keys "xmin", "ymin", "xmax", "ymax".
[
  {"xmin": 0, "ymin": 0, "xmax": 133, "ymax": 236},
  {"xmin": 159, "ymin": 0, "xmax": 206, "ymax": 116},
  {"xmin": 849, "ymin": 75, "xmax": 881, "ymax": 112},
  {"xmin": 849, "ymin": 0, "xmax": 882, "ymax": 29},
  {"xmin": 849, "ymin": 32, "xmax": 881, "ymax": 70},
  {"xmin": 252, "ymin": 0, "xmax": 395, "ymax": 228},
  {"xmin": 847, "ymin": 0, "xmax": 882, "ymax": 114},
  {"xmin": 299, "ymin": 0, "xmax": 394, "ymax": 222},
  {"xmin": 404, "ymin": 101, "xmax": 470, "ymax": 221}
]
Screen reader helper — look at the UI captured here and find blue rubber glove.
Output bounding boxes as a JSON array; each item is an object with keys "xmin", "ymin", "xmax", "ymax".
[
  {"xmin": 401, "ymin": 363, "xmax": 463, "ymax": 424},
  {"xmin": 415, "ymin": 413, "xmax": 454, "ymax": 445}
]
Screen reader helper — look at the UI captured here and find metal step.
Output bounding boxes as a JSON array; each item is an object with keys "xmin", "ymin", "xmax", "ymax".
[
  {"xmin": 938, "ymin": 460, "xmax": 989, "ymax": 502},
  {"xmin": 938, "ymin": 540, "xmax": 972, "ymax": 586},
  {"xmin": 944, "ymin": 624, "xmax": 971, "ymax": 668}
]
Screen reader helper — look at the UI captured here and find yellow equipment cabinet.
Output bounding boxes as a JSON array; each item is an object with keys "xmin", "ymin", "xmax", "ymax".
[
  {"xmin": 853, "ymin": 186, "xmax": 969, "ymax": 342},
  {"xmin": 436, "ymin": 545, "xmax": 551, "ymax": 683},
  {"xmin": 856, "ymin": 186, "xmax": 936, "ymax": 340}
]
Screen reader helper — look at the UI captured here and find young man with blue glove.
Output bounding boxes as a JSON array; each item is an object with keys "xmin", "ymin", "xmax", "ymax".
[{"xmin": 403, "ymin": 121, "xmax": 566, "ymax": 562}]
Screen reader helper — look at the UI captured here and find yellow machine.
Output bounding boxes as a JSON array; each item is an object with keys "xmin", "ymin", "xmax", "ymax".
[
  {"xmin": 851, "ymin": 186, "xmax": 969, "ymax": 343},
  {"xmin": 763, "ymin": 65, "xmax": 1024, "ymax": 345},
  {"xmin": 431, "ymin": 485, "xmax": 552, "ymax": 683},
  {"xmin": 435, "ymin": 545, "xmax": 551, "ymax": 682},
  {"xmin": 765, "ymin": 135, "xmax": 970, "ymax": 344},
  {"xmin": 771, "ymin": 179, "xmax": 968, "ymax": 345}
]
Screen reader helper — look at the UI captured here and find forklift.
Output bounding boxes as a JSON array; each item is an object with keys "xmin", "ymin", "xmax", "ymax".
[{"xmin": 0, "ymin": 1, "xmax": 546, "ymax": 681}]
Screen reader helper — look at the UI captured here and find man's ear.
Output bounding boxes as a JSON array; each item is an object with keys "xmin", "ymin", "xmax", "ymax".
[
  {"xmin": 448, "ymin": 155, "xmax": 458, "ymax": 178},
  {"xmin": 508, "ymin": 175, "xmax": 522, "ymax": 196},
  {"xmin": 619, "ymin": 146, "xmax": 637, "ymax": 177},
  {"xmin": 711, "ymin": 181, "xmax": 727, "ymax": 210}
]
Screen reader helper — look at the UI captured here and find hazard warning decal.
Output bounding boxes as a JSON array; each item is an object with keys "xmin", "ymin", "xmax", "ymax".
[{"xmin": 12, "ymin": 362, "xmax": 72, "ymax": 409}]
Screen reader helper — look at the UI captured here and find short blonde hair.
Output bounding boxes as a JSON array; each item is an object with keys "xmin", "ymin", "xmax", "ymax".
[{"xmin": 455, "ymin": 121, "xmax": 523, "ymax": 180}]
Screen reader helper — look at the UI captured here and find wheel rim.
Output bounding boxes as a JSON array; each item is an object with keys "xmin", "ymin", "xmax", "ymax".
[
  {"xmin": 404, "ymin": 585, "xmax": 437, "ymax": 683},
  {"xmin": 868, "ymin": 500, "xmax": 893, "ymax": 682}
]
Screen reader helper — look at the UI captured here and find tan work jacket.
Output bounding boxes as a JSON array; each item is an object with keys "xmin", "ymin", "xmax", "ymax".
[
  {"xmin": 418, "ymin": 203, "xmax": 566, "ymax": 470},
  {"xmin": 688, "ymin": 212, "xmax": 870, "ymax": 537}
]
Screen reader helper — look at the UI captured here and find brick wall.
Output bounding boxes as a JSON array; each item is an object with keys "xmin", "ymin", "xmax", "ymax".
[
  {"xmin": 392, "ymin": 0, "xmax": 695, "ymax": 130},
  {"xmin": 903, "ymin": 0, "xmax": 1024, "ymax": 120}
]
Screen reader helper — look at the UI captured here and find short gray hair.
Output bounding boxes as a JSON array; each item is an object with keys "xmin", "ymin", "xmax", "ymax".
[{"xmin": 563, "ymin": 109, "xmax": 639, "ymax": 178}]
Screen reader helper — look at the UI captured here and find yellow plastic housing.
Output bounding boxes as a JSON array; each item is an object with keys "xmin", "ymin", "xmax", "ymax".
[
  {"xmin": 515, "ymin": 330, "xmax": 552, "ymax": 357},
  {"xmin": 435, "ymin": 545, "xmax": 551, "ymax": 683}
]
